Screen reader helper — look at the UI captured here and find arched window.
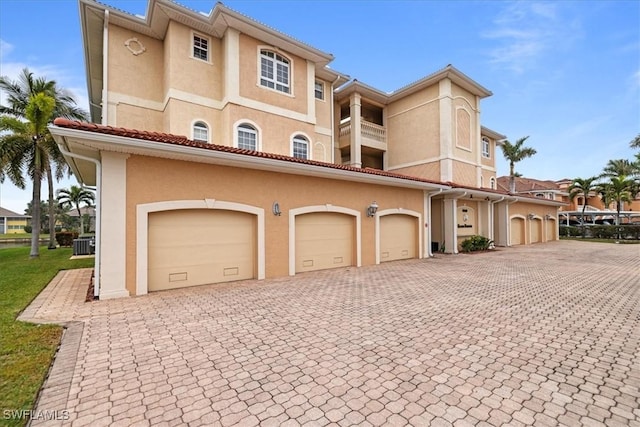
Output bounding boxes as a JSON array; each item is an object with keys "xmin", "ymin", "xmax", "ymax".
[
  {"xmin": 260, "ymin": 49, "xmax": 290, "ymax": 94},
  {"xmin": 292, "ymin": 135, "xmax": 309, "ymax": 159},
  {"xmin": 237, "ymin": 123, "xmax": 258, "ymax": 151},
  {"xmin": 489, "ymin": 177, "xmax": 496, "ymax": 189},
  {"xmin": 193, "ymin": 121, "xmax": 208, "ymax": 143}
]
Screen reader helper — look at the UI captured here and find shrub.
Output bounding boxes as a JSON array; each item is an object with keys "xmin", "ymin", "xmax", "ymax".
[
  {"xmin": 559, "ymin": 225, "xmax": 581, "ymax": 237},
  {"xmin": 460, "ymin": 235, "xmax": 494, "ymax": 252},
  {"xmin": 55, "ymin": 231, "xmax": 79, "ymax": 247},
  {"xmin": 23, "ymin": 225, "xmax": 32, "ymax": 233}
]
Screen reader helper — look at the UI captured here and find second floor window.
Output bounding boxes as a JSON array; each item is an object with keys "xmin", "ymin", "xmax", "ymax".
[
  {"xmin": 193, "ymin": 121, "xmax": 209, "ymax": 143},
  {"xmin": 292, "ymin": 135, "xmax": 309, "ymax": 159},
  {"xmin": 260, "ymin": 50, "xmax": 290, "ymax": 94},
  {"xmin": 193, "ymin": 34, "xmax": 209, "ymax": 61},
  {"xmin": 482, "ymin": 137, "xmax": 490, "ymax": 158},
  {"xmin": 237, "ymin": 123, "xmax": 258, "ymax": 151}
]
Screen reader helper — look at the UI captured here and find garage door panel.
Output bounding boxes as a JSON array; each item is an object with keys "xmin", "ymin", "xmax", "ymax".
[
  {"xmin": 148, "ymin": 209, "xmax": 255, "ymax": 291},
  {"xmin": 380, "ymin": 215, "xmax": 417, "ymax": 262},
  {"xmin": 531, "ymin": 219, "xmax": 541, "ymax": 243},
  {"xmin": 546, "ymin": 219, "xmax": 556, "ymax": 241},
  {"xmin": 296, "ymin": 213, "xmax": 354, "ymax": 273},
  {"xmin": 511, "ymin": 218, "xmax": 524, "ymax": 245}
]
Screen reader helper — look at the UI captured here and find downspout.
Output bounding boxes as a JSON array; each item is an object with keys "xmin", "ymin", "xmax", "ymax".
[
  {"xmin": 57, "ymin": 142, "xmax": 102, "ymax": 299},
  {"xmin": 102, "ymin": 10, "xmax": 109, "ymax": 125},
  {"xmin": 330, "ymin": 75, "xmax": 341, "ymax": 164}
]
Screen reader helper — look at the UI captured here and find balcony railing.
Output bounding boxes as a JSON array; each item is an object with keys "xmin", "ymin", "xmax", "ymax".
[{"xmin": 338, "ymin": 119, "xmax": 387, "ymax": 149}]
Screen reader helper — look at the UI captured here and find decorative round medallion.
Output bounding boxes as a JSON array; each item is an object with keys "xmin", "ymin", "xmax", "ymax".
[{"xmin": 124, "ymin": 38, "xmax": 146, "ymax": 56}]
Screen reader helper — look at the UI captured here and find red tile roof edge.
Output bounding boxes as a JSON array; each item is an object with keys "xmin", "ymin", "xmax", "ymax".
[{"xmin": 53, "ymin": 118, "xmax": 450, "ymax": 186}]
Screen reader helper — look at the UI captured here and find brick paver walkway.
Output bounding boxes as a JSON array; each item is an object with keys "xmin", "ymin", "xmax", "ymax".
[{"xmin": 21, "ymin": 241, "xmax": 639, "ymax": 426}]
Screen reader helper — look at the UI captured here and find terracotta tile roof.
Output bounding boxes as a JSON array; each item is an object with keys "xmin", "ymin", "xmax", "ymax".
[
  {"xmin": 496, "ymin": 176, "xmax": 560, "ymax": 193},
  {"xmin": 52, "ymin": 118, "xmax": 448, "ymax": 187}
]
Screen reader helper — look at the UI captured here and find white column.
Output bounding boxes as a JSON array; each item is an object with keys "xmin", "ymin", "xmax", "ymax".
[
  {"xmin": 439, "ymin": 79, "xmax": 453, "ymax": 182},
  {"xmin": 224, "ymin": 28, "xmax": 240, "ymax": 102},
  {"xmin": 99, "ymin": 152, "xmax": 129, "ymax": 299},
  {"xmin": 350, "ymin": 93, "xmax": 362, "ymax": 168},
  {"xmin": 307, "ymin": 61, "xmax": 316, "ymax": 123}
]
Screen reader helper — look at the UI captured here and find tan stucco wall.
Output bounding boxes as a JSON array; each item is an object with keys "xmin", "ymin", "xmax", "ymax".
[
  {"xmin": 314, "ymin": 78, "xmax": 332, "ymax": 130},
  {"xmin": 114, "ymin": 103, "xmax": 164, "ymax": 132},
  {"xmin": 164, "ymin": 98, "xmax": 222, "ymax": 143},
  {"xmin": 386, "ymin": 86, "xmax": 440, "ymax": 168},
  {"xmin": 452, "ymin": 97, "xmax": 477, "ymax": 163},
  {"xmin": 392, "ymin": 162, "xmax": 441, "ymax": 182},
  {"xmin": 163, "ymin": 21, "xmax": 223, "ymax": 102},
  {"xmin": 481, "ymin": 169, "xmax": 497, "ymax": 189},
  {"xmin": 108, "ymin": 24, "xmax": 164, "ymax": 103},
  {"xmin": 124, "ymin": 155, "xmax": 424, "ymax": 295},
  {"xmin": 480, "ymin": 136, "xmax": 496, "ymax": 168},
  {"xmin": 238, "ymin": 34, "xmax": 308, "ymax": 114},
  {"xmin": 452, "ymin": 161, "xmax": 477, "ymax": 187},
  {"xmin": 510, "ymin": 201, "xmax": 557, "ymax": 220}
]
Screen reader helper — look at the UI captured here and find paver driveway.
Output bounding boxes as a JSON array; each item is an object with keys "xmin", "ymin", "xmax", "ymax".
[{"xmin": 20, "ymin": 241, "xmax": 640, "ymax": 426}]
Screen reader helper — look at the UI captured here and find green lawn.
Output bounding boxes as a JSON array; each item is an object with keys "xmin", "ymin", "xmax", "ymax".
[
  {"xmin": 0, "ymin": 247, "xmax": 94, "ymax": 426},
  {"xmin": 0, "ymin": 233, "xmax": 49, "ymax": 240},
  {"xmin": 560, "ymin": 236, "xmax": 640, "ymax": 244}
]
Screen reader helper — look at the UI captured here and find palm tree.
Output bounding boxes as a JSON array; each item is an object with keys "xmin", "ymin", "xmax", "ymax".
[
  {"xmin": 500, "ymin": 136, "xmax": 537, "ymax": 193},
  {"xmin": 598, "ymin": 176, "xmax": 634, "ymax": 227},
  {"xmin": 568, "ymin": 176, "xmax": 599, "ymax": 226},
  {"xmin": 57, "ymin": 186, "xmax": 95, "ymax": 234},
  {"xmin": 0, "ymin": 93, "xmax": 55, "ymax": 257},
  {"xmin": 601, "ymin": 159, "xmax": 636, "ymax": 179},
  {"xmin": 630, "ymin": 134, "xmax": 640, "ymax": 150},
  {"xmin": 0, "ymin": 68, "xmax": 88, "ymax": 251}
]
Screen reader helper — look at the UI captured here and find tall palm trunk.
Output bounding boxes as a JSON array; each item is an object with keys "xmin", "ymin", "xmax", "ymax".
[
  {"xmin": 47, "ymin": 165, "xmax": 57, "ymax": 249},
  {"xmin": 30, "ymin": 168, "xmax": 41, "ymax": 258},
  {"xmin": 509, "ymin": 162, "xmax": 516, "ymax": 193},
  {"xmin": 76, "ymin": 204, "xmax": 84, "ymax": 235}
]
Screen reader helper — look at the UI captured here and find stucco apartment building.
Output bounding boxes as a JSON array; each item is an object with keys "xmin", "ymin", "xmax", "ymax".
[
  {"xmin": 0, "ymin": 207, "xmax": 30, "ymax": 234},
  {"xmin": 50, "ymin": 0, "xmax": 562, "ymax": 299}
]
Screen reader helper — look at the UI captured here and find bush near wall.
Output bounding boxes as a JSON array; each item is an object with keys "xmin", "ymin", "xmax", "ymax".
[
  {"xmin": 461, "ymin": 235, "xmax": 494, "ymax": 252},
  {"xmin": 55, "ymin": 231, "xmax": 79, "ymax": 247},
  {"xmin": 559, "ymin": 225, "xmax": 581, "ymax": 237}
]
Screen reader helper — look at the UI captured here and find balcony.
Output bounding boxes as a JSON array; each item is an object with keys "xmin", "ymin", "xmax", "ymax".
[{"xmin": 338, "ymin": 118, "xmax": 387, "ymax": 152}]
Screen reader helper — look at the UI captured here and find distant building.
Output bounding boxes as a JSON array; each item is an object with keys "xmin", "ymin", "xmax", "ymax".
[{"xmin": 0, "ymin": 207, "xmax": 31, "ymax": 234}]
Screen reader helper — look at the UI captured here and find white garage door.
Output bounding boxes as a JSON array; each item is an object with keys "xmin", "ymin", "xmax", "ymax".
[
  {"xmin": 380, "ymin": 214, "xmax": 417, "ymax": 262},
  {"xmin": 510, "ymin": 217, "xmax": 525, "ymax": 245},
  {"xmin": 531, "ymin": 218, "xmax": 542, "ymax": 243},
  {"xmin": 148, "ymin": 209, "xmax": 255, "ymax": 291},
  {"xmin": 295, "ymin": 212, "xmax": 354, "ymax": 273}
]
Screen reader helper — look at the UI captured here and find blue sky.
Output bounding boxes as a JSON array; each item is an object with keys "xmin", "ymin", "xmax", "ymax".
[{"xmin": 0, "ymin": 0, "xmax": 639, "ymax": 214}]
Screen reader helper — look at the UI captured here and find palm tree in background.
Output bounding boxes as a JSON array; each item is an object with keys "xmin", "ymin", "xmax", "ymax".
[
  {"xmin": 601, "ymin": 159, "xmax": 636, "ymax": 179},
  {"xmin": 598, "ymin": 176, "xmax": 634, "ymax": 227},
  {"xmin": 500, "ymin": 136, "xmax": 537, "ymax": 193},
  {"xmin": 0, "ymin": 68, "xmax": 88, "ymax": 251},
  {"xmin": 57, "ymin": 186, "xmax": 95, "ymax": 234},
  {"xmin": 0, "ymin": 93, "xmax": 55, "ymax": 257},
  {"xmin": 568, "ymin": 176, "xmax": 599, "ymax": 227}
]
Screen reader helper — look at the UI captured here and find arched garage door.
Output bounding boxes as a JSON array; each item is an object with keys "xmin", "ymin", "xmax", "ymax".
[
  {"xmin": 531, "ymin": 218, "xmax": 542, "ymax": 243},
  {"xmin": 546, "ymin": 219, "xmax": 557, "ymax": 241},
  {"xmin": 148, "ymin": 209, "xmax": 256, "ymax": 291},
  {"xmin": 510, "ymin": 217, "xmax": 525, "ymax": 245},
  {"xmin": 380, "ymin": 214, "xmax": 418, "ymax": 262},
  {"xmin": 296, "ymin": 212, "xmax": 354, "ymax": 273}
]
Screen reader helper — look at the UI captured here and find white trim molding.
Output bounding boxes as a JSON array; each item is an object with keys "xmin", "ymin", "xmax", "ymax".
[
  {"xmin": 233, "ymin": 119, "xmax": 263, "ymax": 152},
  {"xmin": 288, "ymin": 204, "xmax": 362, "ymax": 276},
  {"xmin": 290, "ymin": 131, "xmax": 313, "ymax": 160},
  {"xmin": 136, "ymin": 199, "xmax": 265, "ymax": 295},
  {"xmin": 375, "ymin": 208, "xmax": 423, "ymax": 264}
]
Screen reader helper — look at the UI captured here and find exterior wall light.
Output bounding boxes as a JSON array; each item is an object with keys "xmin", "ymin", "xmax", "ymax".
[
  {"xmin": 272, "ymin": 202, "xmax": 281, "ymax": 216},
  {"xmin": 544, "ymin": 214, "xmax": 551, "ymax": 220},
  {"xmin": 528, "ymin": 213, "xmax": 535, "ymax": 220},
  {"xmin": 367, "ymin": 201, "xmax": 379, "ymax": 217}
]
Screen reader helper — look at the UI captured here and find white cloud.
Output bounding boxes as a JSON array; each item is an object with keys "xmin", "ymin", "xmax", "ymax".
[
  {"xmin": 0, "ymin": 39, "xmax": 14, "ymax": 59},
  {"xmin": 482, "ymin": 2, "xmax": 580, "ymax": 74}
]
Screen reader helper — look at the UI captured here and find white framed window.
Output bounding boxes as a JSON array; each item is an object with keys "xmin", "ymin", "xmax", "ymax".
[
  {"xmin": 490, "ymin": 177, "xmax": 496, "ymax": 189},
  {"xmin": 482, "ymin": 137, "xmax": 490, "ymax": 158},
  {"xmin": 192, "ymin": 121, "xmax": 209, "ymax": 143},
  {"xmin": 237, "ymin": 123, "xmax": 258, "ymax": 151},
  {"xmin": 314, "ymin": 81, "xmax": 324, "ymax": 100},
  {"xmin": 193, "ymin": 33, "xmax": 209, "ymax": 62},
  {"xmin": 292, "ymin": 134, "xmax": 309, "ymax": 159},
  {"xmin": 260, "ymin": 49, "xmax": 290, "ymax": 94}
]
